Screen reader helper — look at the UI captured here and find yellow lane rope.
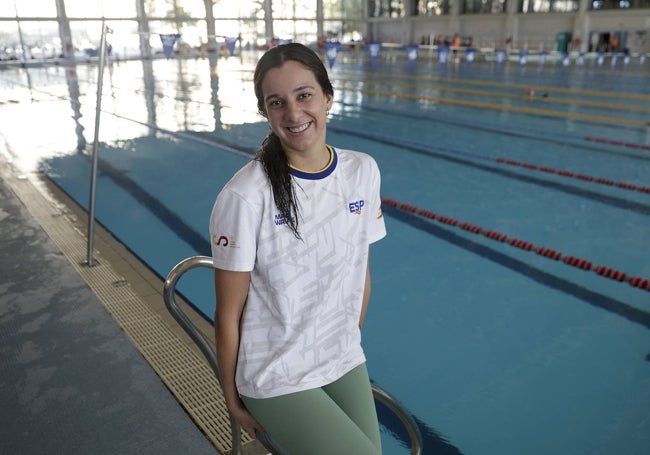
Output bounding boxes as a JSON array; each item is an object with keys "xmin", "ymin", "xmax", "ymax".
[
  {"xmin": 334, "ymin": 70, "xmax": 650, "ymax": 101},
  {"xmin": 333, "ymin": 86, "xmax": 650, "ymax": 127},
  {"xmin": 335, "ymin": 78, "xmax": 650, "ymax": 113}
]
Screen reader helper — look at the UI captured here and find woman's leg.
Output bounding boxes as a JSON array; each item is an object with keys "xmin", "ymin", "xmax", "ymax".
[
  {"xmin": 322, "ymin": 363, "xmax": 382, "ymax": 452},
  {"xmin": 241, "ymin": 364, "xmax": 381, "ymax": 455}
]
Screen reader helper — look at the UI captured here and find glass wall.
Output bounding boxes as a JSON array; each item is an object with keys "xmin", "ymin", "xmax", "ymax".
[
  {"xmin": 0, "ymin": 21, "xmax": 60, "ymax": 60},
  {"xmin": 2, "ymin": 0, "xmax": 649, "ymax": 62},
  {"xmin": 13, "ymin": 0, "xmax": 57, "ymax": 17},
  {"xmin": 324, "ymin": 0, "xmax": 364, "ymax": 43},
  {"xmin": 0, "ymin": 0, "xmax": 325, "ymax": 61},
  {"xmin": 212, "ymin": 1, "xmax": 265, "ymax": 49},
  {"xmin": 66, "ymin": 0, "xmax": 137, "ymax": 17}
]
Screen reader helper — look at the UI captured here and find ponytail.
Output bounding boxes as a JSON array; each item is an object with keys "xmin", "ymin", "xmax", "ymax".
[{"xmin": 256, "ymin": 132, "xmax": 302, "ymax": 239}]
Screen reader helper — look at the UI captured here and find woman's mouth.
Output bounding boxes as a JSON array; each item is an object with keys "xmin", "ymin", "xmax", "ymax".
[{"xmin": 287, "ymin": 122, "xmax": 311, "ymax": 134}]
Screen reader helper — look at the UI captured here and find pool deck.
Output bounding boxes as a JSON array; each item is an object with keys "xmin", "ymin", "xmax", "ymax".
[{"xmin": 0, "ymin": 155, "xmax": 268, "ymax": 454}]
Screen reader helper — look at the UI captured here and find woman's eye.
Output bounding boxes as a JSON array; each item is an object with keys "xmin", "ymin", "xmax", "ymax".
[{"xmin": 298, "ymin": 93, "xmax": 312, "ymax": 100}]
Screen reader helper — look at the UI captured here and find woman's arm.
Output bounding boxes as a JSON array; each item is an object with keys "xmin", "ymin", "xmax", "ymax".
[
  {"xmin": 213, "ymin": 268, "xmax": 265, "ymax": 438},
  {"xmin": 359, "ymin": 256, "xmax": 372, "ymax": 330}
]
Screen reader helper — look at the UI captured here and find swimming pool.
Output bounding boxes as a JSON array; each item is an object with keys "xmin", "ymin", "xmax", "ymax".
[{"xmin": 2, "ymin": 50, "xmax": 649, "ymax": 454}]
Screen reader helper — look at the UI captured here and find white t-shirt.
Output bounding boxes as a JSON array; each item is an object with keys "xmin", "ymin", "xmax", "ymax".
[{"xmin": 209, "ymin": 147, "xmax": 386, "ymax": 399}]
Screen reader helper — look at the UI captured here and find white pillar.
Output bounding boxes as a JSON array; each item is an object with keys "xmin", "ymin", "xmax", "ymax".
[{"xmin": 54, "ymin": 0, "xmax": 73, "ymax": 59}]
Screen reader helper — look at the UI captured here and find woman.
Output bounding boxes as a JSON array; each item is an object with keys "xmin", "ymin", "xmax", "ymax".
[{"xmin": 209, "ymin": 43, "xmax": 386, "ymax": 454}]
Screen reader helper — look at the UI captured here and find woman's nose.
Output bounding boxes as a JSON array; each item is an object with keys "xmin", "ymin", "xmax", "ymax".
[{"xmin": 283, "ymin": 100, "xmax": 300, "ymax": 119}]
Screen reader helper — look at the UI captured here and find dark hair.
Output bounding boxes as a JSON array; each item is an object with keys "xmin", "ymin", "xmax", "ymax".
[{"xmin": 253, "ymin": 43, "xmax": 334, "ymax": 238}]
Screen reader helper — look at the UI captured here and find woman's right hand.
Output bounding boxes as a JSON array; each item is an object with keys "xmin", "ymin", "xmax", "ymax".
[{"xmin": 228, "ymin": 398, "xmax": 266, "ymax": 439}]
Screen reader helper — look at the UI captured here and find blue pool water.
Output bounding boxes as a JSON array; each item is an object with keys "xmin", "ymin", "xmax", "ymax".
[{"xmin": 2, "ymin": 51, "xmax": 649, "ymax": 454}]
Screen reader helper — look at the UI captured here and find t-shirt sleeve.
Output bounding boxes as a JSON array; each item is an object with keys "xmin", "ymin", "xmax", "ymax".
[
  {"xmin": 367, "ymin": 158, "xmax": 387, "ymax": 244},
  {"xmin": 209, "ymin": 187, "xmax": 258, "ymax": 271}
]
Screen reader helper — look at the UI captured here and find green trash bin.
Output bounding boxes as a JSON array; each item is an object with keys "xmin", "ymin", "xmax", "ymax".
[{"xmin": 556, "ymin": 31, "xmax": 572, "ymax": 52}]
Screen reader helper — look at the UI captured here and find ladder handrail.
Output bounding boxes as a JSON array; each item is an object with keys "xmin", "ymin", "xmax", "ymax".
[
  {"xmin": 163, "ymin": 255, "xmax": 244, "ymax": 454},
  {"xmin": 163, "ymin": 255, "xmax": 422, "ymax": 455}
]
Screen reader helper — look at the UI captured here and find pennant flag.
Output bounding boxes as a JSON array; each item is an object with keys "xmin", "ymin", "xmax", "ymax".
[
  {"xmin": 577, "ymin": 53, "xmax": 584, "ymax": 67},
  {"xmin": 640, "ymin": 54, "xmax": 646, "ymax": 65},
  {"xmin": 160, "ymin": 33, "xmax": 181, "ymax": 59},
  {"xmin": 368, "ymin": 42, "xmax": 381, "ymax": 65},
  {"xmin": 406, "ymin": 44, "xmax": 419, "ymax": 66},
  {"xmin": 496, "ymin": 49, "xmax": 506, "ymax": 65},
  {"xmin": 597, "ymin": 53, "xmax": 604, "ymax": 67},
  {"xmin": 562, "ymin": 52, "xmax": 570, "ymax": 68},
  {"xmin": 437, "ymin": 46, "xmax": 449, "ymax": 66},
  {"xmin": 325, "ymin": 41, "xmax": 341, "ymax": 68},
  {"xmin": 225, "ymin": 37, "xmax": 238, "ymax": 56},
  {"xmin": 519, "ymin": 50, "xmax": 528, "ymax": 67},
  {"xmin": 465, "ymin": 48, "xmax": 476, "ymax": 65}
]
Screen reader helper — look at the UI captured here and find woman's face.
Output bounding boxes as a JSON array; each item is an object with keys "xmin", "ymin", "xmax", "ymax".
[{"xmin": 261, "ymin": 60, "xmax": 333, "ymax": 161}]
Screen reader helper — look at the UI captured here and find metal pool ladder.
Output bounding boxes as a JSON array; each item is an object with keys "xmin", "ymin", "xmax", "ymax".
[{"xmin": 163, "ymin": 255, "xmax": 423, "ymax": 455}]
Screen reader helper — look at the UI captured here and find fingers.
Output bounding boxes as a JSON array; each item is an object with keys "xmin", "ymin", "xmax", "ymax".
[
  {"xmin": 243, "ymin": 421, "xmax": 266, "ymax": 439},
  {"xmin": 230, "ymin": 403, "xmax": 265, "ymax": 439}
]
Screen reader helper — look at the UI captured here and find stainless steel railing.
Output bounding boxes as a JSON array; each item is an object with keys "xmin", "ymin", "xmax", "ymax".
[{"xmin": 163, "ymin": 255, "xmax": 422, "ymax": 455}]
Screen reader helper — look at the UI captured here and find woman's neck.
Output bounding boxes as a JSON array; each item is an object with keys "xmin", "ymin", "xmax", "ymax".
[{"xmin": 287, "ymin": 145, "xmax": 332, "ymax": 173}]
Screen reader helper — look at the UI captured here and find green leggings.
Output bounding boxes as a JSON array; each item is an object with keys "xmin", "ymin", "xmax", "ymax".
[{"xmin": 241, "ymin": 363, "xmax": 382, "ymax": 455}]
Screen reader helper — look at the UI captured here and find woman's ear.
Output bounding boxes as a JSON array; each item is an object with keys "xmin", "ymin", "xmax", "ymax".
[{"xmin": 326, "ymin": 94, "xmax": 333, "ymax": 111}]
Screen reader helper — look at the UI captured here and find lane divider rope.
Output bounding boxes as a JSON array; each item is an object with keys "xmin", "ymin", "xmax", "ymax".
[
  {"xmin": 495, "ymin": 158, "xmax": 650, "ymax": 194},
  {"xmin": 585, "ymin": 136, "xmax": 650, "ymax": 151},
  {"xmin": 381, "ymin": 196, "xmax": 650, "ymax": 293}
]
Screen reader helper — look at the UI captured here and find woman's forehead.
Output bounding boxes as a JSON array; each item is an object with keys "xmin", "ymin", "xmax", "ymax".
[{"xmin": 262, "ymin": 61, "xmax": 317, "ymax": 93}]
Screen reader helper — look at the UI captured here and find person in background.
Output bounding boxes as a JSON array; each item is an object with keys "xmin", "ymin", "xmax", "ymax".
[{"xmin": 209, "ymin": 42, "xmax": 386, "ymax": 454}]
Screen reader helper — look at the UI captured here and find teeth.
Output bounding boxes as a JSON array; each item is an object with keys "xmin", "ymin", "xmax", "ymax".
[{"xmin": 288, "ymin": 122, "xmax": 310, "ymax": 133}]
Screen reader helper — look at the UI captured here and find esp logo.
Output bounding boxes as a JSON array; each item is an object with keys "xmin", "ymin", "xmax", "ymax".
[{"xmin": 349, "ymin": 199, "xmax": 365, "ymax": 214}]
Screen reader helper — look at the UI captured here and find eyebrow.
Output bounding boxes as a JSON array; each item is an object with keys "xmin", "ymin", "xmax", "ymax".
[{"xmin": 264, "ymin": 85, "xmax": 316, "ymax": 103}]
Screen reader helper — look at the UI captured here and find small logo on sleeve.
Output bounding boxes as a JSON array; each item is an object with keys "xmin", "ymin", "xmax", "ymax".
[{"xmin": 212, "ymin": 234, "xmax": 237, "ymax": 248}]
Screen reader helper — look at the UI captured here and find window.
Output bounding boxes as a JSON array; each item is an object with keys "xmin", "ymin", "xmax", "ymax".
[
  {"xmin": 519, "ymin": 0, "xmax": 580, "ymax": 12},
  {"xmin": 462, "ymin": 0, "xmax": 507, "ymax": 14},
  {"xmin": 67, "ymin": 0, "xmax": 137, "ymax": 18},
  {"xmin": 12, "ymin": 0, "xmax": 56, "ymax": 17},
  {"xmin": 369, "ymin": 0, "xmax": 406, "ymax": 17},
  {"xmin": 590, "ymin": 0, "xmax": 650, "ymax": 9},
  {"xmin": 324, "ymin": 0, "xmax": 363, "ymax": 19},
  {"xmin": 273, "ymin": 0, "xmax": 314, "ymax": 19},
  {"xmin": 415, "ymin": 0, "xmax": 452, "ymax": 15}
]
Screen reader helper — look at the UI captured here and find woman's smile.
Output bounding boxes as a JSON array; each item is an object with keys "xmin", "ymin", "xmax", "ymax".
[{"xmin": 286, "ymin": 121, "xmax": 312, "ymax": 134}]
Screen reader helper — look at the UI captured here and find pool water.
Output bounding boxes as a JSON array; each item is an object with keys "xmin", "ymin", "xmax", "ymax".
[{"xmin": 2, "ymin": 51, "xmax": 649, "ymax": 454}]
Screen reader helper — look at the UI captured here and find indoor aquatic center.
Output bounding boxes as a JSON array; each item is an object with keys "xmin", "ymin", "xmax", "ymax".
[{"xmin": 1, "ymin": 1, "xmax": 649, "ymax": 454}]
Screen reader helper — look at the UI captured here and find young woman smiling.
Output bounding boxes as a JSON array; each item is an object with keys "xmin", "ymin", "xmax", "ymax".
[{"xmin": 210, "ymin": 43, "xmax": 386, "ymax": 454}]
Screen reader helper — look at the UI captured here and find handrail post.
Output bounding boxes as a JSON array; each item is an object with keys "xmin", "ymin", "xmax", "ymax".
[{"xmin": 86, "ymin": 21, "xmax": 111, "ymax": 266}]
